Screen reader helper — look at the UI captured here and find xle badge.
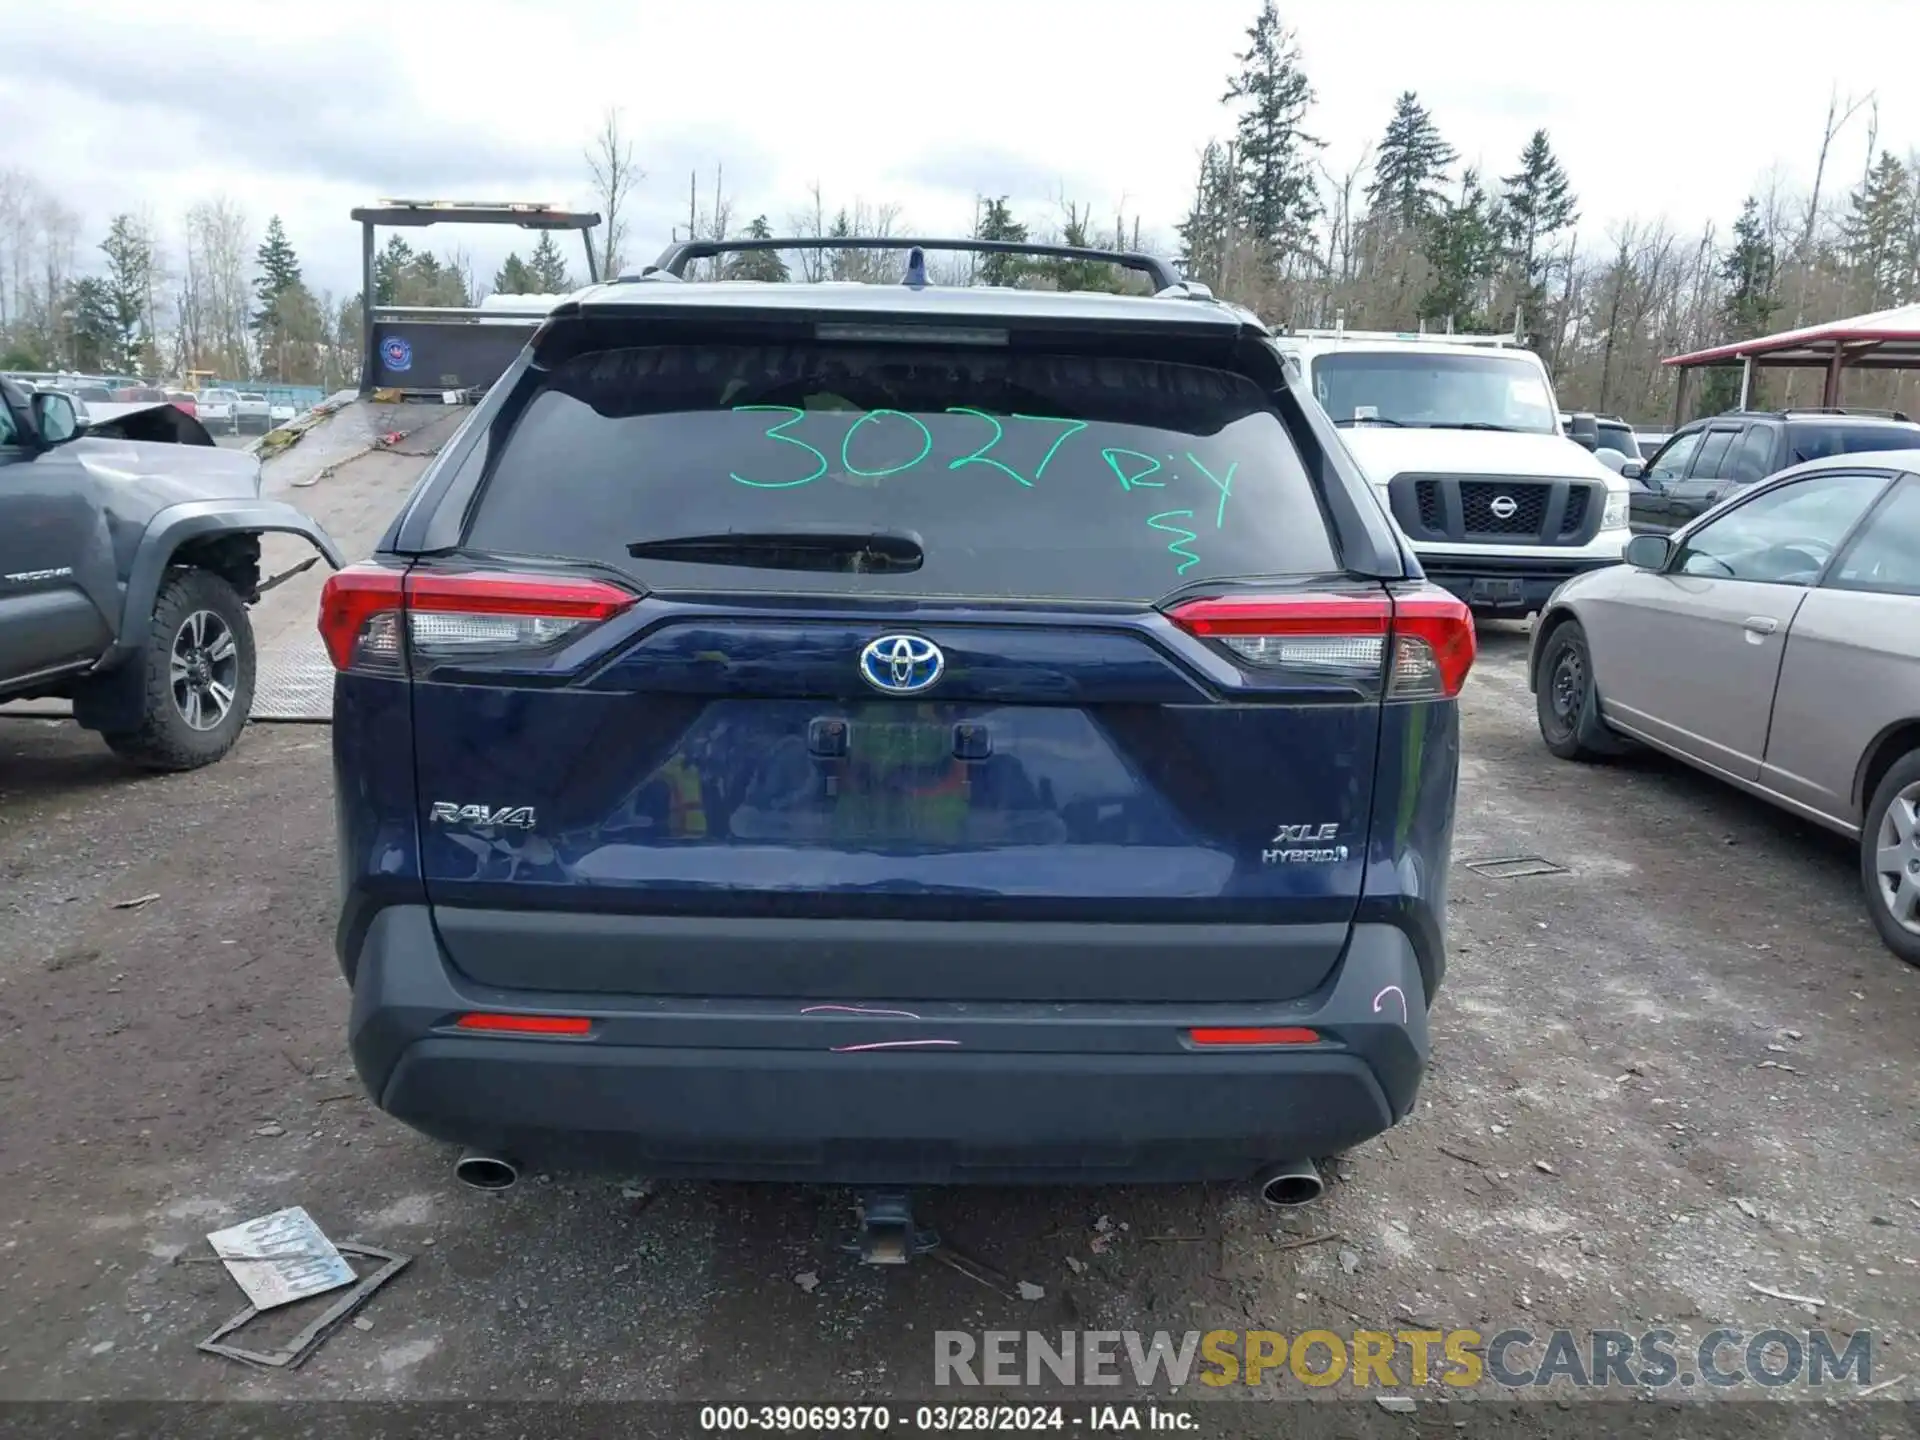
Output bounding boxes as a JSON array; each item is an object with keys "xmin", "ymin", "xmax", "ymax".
[{"xmin": 1263, "ymin": 822, "xmax": 1348, "ymax": 866}]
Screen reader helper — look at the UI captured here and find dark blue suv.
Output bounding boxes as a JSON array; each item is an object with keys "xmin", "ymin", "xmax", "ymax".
[{"xmin": 322, "ymin": 238, "xmax": 1474, "ymax": 1201}]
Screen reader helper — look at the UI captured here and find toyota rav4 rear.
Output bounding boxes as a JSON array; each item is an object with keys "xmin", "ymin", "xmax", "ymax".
[{"xmin": 324, "ymin": 243, "xmax": 1473, "ymax": 1189}]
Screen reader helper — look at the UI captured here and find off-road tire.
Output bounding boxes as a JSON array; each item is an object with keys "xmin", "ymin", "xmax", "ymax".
[
  {"xmin": 101, "ymin": 569, "xmax": 255, "ymax": 772},
  {"xmin": 1861, "ymin": 748, "xmax": 1920, "ymax": 969},
  {"xmin": 1534, "ymin": 621, "xmax": 1627, "ymax": 762}
]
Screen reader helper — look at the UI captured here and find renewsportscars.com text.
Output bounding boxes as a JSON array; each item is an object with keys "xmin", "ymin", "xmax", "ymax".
[{"xmin": 934, "ymin": 1327, "xmax": 1874, "ymax": 1390}]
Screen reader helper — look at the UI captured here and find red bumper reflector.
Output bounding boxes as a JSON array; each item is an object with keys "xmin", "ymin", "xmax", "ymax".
[
  {"xmin": 454, "ymin": 1013, "xmax": 592, "ymax": 1036},
  {"xmin": 1188, "ymin": 1026, "xmax": 1321, "ymax": 1046}
]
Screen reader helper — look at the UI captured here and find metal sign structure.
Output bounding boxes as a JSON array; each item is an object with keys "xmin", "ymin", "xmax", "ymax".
[{"xmin": 352, "ymin": 201, "xmax": 602, "ymax": 398}]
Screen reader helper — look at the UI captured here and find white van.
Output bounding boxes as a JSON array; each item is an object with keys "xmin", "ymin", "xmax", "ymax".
[{"xmin": 1275, "ymin": 328, "xmax": 1630, "ymax": 615}]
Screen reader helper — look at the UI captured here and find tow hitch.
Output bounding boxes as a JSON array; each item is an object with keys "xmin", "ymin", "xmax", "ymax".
[{"xmin": 842, "ymin": 1190, "xmax": 939, "ymax": 1265}]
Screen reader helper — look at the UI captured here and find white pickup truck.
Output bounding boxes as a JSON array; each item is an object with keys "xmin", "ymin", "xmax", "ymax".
[
  {"xmin": 233, "ymin": 391, "xmax": 271, "ymax": 433},
  {"xmin": 1273, "ymin": 327, "xmax": 1630, "ymax": 616},
  {"xmin": 197, "ymin": 389, "xmax": 240, "ymax": 434}
]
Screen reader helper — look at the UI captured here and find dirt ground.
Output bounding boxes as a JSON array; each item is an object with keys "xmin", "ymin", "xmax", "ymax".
[{"xmin": 1, "ymin": 624, "xmax": 1917, "ymax": 1431}]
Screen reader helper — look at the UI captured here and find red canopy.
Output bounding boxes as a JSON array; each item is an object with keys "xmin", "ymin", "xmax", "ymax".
[
  {"xmin": 1662, "ymin": 303, "xmax": 1920, "ymax": 413},
  {"xmin": 1665, "ymin": 302, "xmax": 1920, "ymax": 369}
]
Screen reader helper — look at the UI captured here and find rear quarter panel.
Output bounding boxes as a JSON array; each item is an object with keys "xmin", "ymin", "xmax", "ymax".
[
  {"xmin": 332, "ymin": 672, "xmax": 426, "ymax": 981},
  {"xmin": 1356, "ymin": 693, "xmax": 1459, "ymax": 1001}
]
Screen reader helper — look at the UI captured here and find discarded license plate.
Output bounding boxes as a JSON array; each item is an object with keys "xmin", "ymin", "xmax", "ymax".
[{"xmin": 205, "ymin": 1206, "xmax": 355, "ymax": 1311}]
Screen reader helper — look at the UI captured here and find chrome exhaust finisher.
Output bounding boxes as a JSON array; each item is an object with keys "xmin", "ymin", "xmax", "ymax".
[
  {"xmin": 1253, "ymin": 1158, "xmax": 1324, "ymax": 1208},
  {"xmin": 454, "ymin": 1150, "xmax": 520, "ymax": 1191}
]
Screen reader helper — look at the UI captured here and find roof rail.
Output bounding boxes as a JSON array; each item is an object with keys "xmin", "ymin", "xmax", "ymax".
[
  {"xmin": 641, "ymin": 236, "xmax": 1184, "ymax": 293},
  {"xmin": 1777, "ymin": 405, "xmax": 1912, "ymax": 422},
  {"xmin": 1281, "ymin": 326, "xmax": 1520, "ymax": 348}
]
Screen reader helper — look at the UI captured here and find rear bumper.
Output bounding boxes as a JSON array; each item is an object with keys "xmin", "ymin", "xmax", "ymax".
[{"xmin": 345, "ymin": 907, "xmax": 1432, "ymax": 1185}]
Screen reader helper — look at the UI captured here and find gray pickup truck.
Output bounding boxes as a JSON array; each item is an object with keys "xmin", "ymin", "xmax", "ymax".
[{"xmin": 0, "ymin": 379, "xmax": 341, "ymax": 770}]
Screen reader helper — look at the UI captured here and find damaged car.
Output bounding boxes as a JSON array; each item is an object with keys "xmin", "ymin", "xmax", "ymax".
[{"xmin": 0, "ymin": 379, "xmax": 341, "ymax": 770}]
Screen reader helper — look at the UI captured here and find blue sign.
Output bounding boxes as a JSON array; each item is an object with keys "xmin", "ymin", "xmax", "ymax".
[{"xmin": 381, "ymin": 337, "xmax": 412, "ymax": 373}]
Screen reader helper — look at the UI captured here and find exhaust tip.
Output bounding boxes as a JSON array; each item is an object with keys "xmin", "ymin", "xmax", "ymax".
[
  {"xmin": 1254, "ymin": 1160, "xmax": 1323, "ymax": 1208},
  {"xmin": 454, "ymin": 1152, "xmax": 519, "ymax": 1191}
]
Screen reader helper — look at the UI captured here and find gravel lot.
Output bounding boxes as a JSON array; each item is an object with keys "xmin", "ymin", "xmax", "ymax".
[{"xmin": 1, "ymin": 620, "xmax": 1916, "ymax": 1429}]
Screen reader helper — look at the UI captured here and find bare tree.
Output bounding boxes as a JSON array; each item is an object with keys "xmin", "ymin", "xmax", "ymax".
[
  {"xmin": 787, "ymin": 181, "xmax": 833, "ymax": 282},
  {"xmin": 444, "ymin": 245, "xmax": 478, "ymax": 304},
  {"xmin": 1317, "ymin": 144, "xmax": 1370, "ymax": 290},
  {"xmin": 185, "ymin": 198, "xmax": 253, "ymax": 378},
  {"xmin": 585, "ymin": 108, "xmax": 643, "ymax": 279}
]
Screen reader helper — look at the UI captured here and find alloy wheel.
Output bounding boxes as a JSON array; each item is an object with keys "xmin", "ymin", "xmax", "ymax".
[{"xmin": 169, "ymin": 609, "xmax": 240, "ymax": 732}]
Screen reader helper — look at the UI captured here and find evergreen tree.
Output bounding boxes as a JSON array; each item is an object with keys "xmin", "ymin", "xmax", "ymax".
[
  {"xmin": 972, "ymin": 197, "xmax": 1030, "ymax": 287},
  {"xmin": 723, "ymin": 216, "xmax": 791, "ymax": 281},
  {"xmin": 1721, "ymin": 198, "xmax": 1780, "ymax": 335},
  {"xmin": 526, "ymin": 232, "xmax": 574, "ymax": 293},
  {"xmin": 252, "ymin": 215, "xmax": 302, "ymax": 336},
  {"xmin": 373, "ymin": 235, "xmax": 414, "ymax": 307},
  {"xmin": 257, "ymin": 280, "xmax": 325, "ymax": 383},
  {"xmin": 1839, "ymin": 150, "xmax": 1911, "ymax": 308},
  {"xmin": 1700, "ymin": 197, "xmax": 1780, "ymax": 412},
  {"xmin": 493, "ymin": 253, "xmax": 536, "ymax": 295},
  {"xmin": 66, "ymin": 277, "xmax": 117, "ymax": 373},
  {"xmin": 1500, "ymin": 130, "xmax": 1577, "ymax": 335},
  {"xmin": 1042, "ymin": 206, "xmax": 1121, "ymax": 294},
  {"xmin": 389, "ymin": 252, "xmax": 469, "ymax": 308},
  {"xmin": 1419, "ymin": 170, "xmax": 1502, "ymax": 329},
  {"xmin": 99, "ymin": 213, "xmax": 154, "ymax": 373},
  {"xmin": 1366, "ymin": 92, "xmax": 1456, "ymax": 229},
  {"xmin": 1176, "ymin": 142, "xmax": 1239, "ymax": 286},
  {"xmin": 1223, "ymin": 1, "xmax": 1322, "ymax": 269}
]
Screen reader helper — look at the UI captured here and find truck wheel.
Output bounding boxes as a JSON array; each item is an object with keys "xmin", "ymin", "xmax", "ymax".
[
  {"xmin": 102, "ymin": 569, "xmax": 256, "ymax": 772},
  {"xmin": 1861, "ymin": 749, "xmax": 1920, "ymax": 968},
  {"xmin": 1534, "ymin": 621, "xmax": 1626, "ymax": 762}
]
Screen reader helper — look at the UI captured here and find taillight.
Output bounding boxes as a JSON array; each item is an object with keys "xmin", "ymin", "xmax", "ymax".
[
  {"xmin": 1166, "ymin": 590, "xmax": 1475, "ymax": 700},
  {"xmin": 317, "ymin": 564, "xmax": 637, "ymax": 674},
  {"xmin": 1387, "ymin": 592, "xmax": 1477, "ymax": 699},
  {"xmin": 318, "ymin": 564, "xmax": 405, "ymax": 671}
]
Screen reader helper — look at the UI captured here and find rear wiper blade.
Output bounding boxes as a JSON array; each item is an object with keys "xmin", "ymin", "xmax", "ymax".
[
  {"xmin": 1333, "ymin": 415, "xmax": 1407, "ymax": 427},
  {"xmin": 625, "ymin": 529, "xmax": 924, "ymax": 574}
]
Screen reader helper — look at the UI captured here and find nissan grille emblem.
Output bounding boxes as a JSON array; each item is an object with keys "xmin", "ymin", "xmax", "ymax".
[
  {"xmin": 859, "ymin": 635, "xmax": 945, "ymax": 695},
  {"xmin": 1489, "ymin": 493, "xmax": 1520, "ymax": 520}
]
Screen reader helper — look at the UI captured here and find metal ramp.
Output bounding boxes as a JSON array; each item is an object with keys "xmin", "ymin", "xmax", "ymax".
[{"xmin": 254, "ymin": 633, "xmax": 336, "ymax": 722}]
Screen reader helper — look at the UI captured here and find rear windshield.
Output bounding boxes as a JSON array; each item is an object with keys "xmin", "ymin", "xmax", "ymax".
[
  {"xmin": 1595, "ymin": 421, "xmax": 1635, "ymax": 454},
  {"xmin": 1786, "ymin": 423, "xmax": 1920, "ymax": 465},
  {"xmin": 463, "ymin": 343, "xmax": 1337, "ymax": 600}
]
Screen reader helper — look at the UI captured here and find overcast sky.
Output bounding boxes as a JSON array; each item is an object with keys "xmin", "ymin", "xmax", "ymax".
[{"xmin": 4, "ymin": 0, "xmax": 1918, "ymax": 301}]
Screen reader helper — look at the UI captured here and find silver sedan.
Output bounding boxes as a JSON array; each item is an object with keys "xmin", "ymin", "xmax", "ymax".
[{"xmin": 1529, "ymin": 450, "xmax": 1920, "ymax": 966}]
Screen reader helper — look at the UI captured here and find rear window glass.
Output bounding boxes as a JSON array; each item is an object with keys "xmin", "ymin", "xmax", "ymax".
[
  {"xmin": 463, "ymin": 343, "xmax": 1336, "ymax": 600},
  {"xmin": 1787, "ymin": 423, "xmax": 1920, "ymax": 464}
]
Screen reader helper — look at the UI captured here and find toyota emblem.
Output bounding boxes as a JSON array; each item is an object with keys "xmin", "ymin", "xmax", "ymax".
[{"xmin": 859, "ymin": 634, "xmax": 945, "ymax": 695}]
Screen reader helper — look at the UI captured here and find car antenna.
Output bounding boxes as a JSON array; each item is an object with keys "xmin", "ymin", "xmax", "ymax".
[{"xmin": 902, "ymin": 247, "xmax": 929, "ymax": 289}]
